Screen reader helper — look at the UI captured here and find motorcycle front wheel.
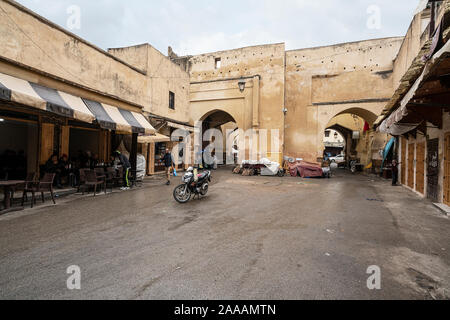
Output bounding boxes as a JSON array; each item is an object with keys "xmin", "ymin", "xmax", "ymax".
[{"xmin": 173, "ymin": 184, "xmax": 192, "ymax": 204}]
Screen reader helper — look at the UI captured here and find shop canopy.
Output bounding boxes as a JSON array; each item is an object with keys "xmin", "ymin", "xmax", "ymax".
[
  {"xmin": 0, "ymin": 71, "xmax": 156, "ymax": 135},
  {"xmin": 378, "ymin": 39, "xmax": 450, "ymax": 136},
  {"xmin": 377, "ymin": 4, "xmax": 450, "ymax": 136},
  {"xmin": 138, "ymin": 133, "xmax": 170, "ymax": 144},
  {"xmin": 167, "ymin": 121, "xmax": 195, "ymax": 132},
  {"xmin": 0, "ymin": 72, "xmax": 95, "ymax": 123},
  {"xmin": 82, "ymin": 99, "xmax": 155, "ymax": 135}
]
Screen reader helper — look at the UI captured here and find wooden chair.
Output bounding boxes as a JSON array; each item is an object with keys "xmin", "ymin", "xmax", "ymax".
[
  {"xmin": 112, "ymin": 167, "xmax": 123, "ymax": 187},
  {"xmin": 22, "ymin": 173, "xmax": 55, "ymax": 208},
  {"xmin": 94, "ymin": 168, "xmax": 106, "ymax": 183},
  {"xmin": 105, "ymin": 167, "xmax": 116, "ymax": 192},
  {"xmin": 19, "ymin": 172, "xmax": 36, "ymax": 205},
  {"xmin": 77, "ymin": 168, "xmax": 88, "ymax": 193},
  {"xmin": 84, "ymin": 170, "xmax": 106, "ymax": 196},
  {"xmin": 38, "ymin": 173, "xmax": 56, "ymax": 205}
]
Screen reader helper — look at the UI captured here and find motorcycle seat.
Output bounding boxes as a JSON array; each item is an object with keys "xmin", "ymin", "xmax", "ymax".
[{"xmin": 197, "ymin": 172, "xmax": 208, "ymax": 179}]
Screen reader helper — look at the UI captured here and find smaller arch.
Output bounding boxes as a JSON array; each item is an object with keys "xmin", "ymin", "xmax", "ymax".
[{"xmin": 332, "ymin": 107, "xmax": 378, "ymax": 125}]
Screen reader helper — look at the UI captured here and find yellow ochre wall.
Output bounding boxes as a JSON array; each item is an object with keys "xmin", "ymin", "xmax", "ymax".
[
  {"xmin": 108, "ymin": 44, "xmax": 190, "ymax": 122},
  {"xmin": 187, "ymin": 43, "xmax": 286, "ymax": 163},
  {"xmin": 285, "ymin": 37, "xmax": 403, "ymax": 162}
]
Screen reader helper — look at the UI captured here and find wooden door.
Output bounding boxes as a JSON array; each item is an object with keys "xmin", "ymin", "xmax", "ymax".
[
  {"xmin": 416, "ymin": 142, "xmax": 425, "ymax": 194},
  {"xmin": 40, "ymin": 123, "xmax": 54, "ymax": 165},
  {"xmin": 427, "ymin": 139, "xmax": 439, "ymax": 202},
  {"xmin": 401, "ymin": 137, "xmax": 407, "ymax": 185},
  {"xmin": 60, "ymin": 125, "xmax": 70, "ymax": 158},
  {"xmin": 444, "ymin": 134, "xmax": 450, "ymax": 206},
  {"xmin": 408, "ymin": 144, "xmax": 415, "ymax": 189}
]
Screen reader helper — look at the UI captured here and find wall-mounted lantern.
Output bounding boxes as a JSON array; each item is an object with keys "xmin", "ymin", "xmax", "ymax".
[{"xmin": 238, "ymin": 80, "xmax": 246, "ymax": 93}]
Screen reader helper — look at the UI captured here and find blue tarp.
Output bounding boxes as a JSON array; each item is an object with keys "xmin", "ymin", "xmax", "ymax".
[{"xmin": 381, "ymin": 137, "xmax": 395, "ymax": 169}]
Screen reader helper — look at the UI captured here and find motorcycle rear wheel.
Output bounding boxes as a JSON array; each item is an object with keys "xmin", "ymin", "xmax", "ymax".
[
  {"xmin": 200, "ymin": 184, "xmax": 209, "ymax": 196},
  {"xmin": 173, "ymin": 184, "xmax": 192, "ymax": 203}
]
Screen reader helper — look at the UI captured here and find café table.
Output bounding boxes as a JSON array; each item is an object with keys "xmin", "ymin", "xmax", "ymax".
[{"xmin": 0, "ymin": 180, "xmax": 25, "ymax": 211}]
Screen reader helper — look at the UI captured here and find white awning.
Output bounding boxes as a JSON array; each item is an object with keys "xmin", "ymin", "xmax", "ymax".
[
  {"xmin": 0, "ymin": 72, "xmax": 95, "ymax": 123},
  {"xmin": 167, "ymin": 121, "xmax": 194, "ymax": 132},
  {"xmin": 83, "ymin": 99, "xmax": 156, "ymax": 135},
  {"xmin": 0, "ymin": 72, "xmax": 156, "ymax": 134}
]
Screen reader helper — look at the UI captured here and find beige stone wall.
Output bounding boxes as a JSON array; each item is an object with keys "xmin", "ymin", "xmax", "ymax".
[
  {"xmin": 109, "ymin": 44, "xmax": 190, "ymax": 122},
  {"xmin": 0, "ymin": 0, "xmax": 148, "ymax": 109},
  {"xmin": 392, "ymin": 9, "xmax": 430, "ymax": 88},
  {"xmin": 188, "ymin": 43, "xmax": 286, "ymax": 163},
  {"xmin": 285, "ymin": 37, "xmax": 403, "ymax": 162},
  {"xmin": 1, "ymin": 0, "xmax": 423, "ymax": 168}
]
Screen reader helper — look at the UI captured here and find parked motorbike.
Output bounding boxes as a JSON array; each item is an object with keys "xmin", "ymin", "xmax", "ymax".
[{"xmin": 173, "ymin": 167, "xmax": 211, "ymax": 203}]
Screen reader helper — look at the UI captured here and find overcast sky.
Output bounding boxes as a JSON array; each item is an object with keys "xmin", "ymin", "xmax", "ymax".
[{"xmin": 15, "ymin": 0, "xmax": 421, "ymax": 56}]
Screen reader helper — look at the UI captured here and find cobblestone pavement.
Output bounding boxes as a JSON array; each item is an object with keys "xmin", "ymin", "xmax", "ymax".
[{"xmin": 0, "ymin": 168, "xmax": 449, "ymax": 300}]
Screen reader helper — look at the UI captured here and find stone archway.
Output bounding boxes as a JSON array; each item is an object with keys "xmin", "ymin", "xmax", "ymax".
[
  {"xmin": 317, "ymin": 106, "xmax": 380, "ymax": 162},
  {"xmin": 197, "ymin": 109, "xmax": 240, "ymax": 166}
]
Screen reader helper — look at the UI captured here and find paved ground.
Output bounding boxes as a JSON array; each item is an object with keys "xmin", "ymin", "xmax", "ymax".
[{"xmin": 0, "ymin": 168, "xmax": 449, "ymax": 300}]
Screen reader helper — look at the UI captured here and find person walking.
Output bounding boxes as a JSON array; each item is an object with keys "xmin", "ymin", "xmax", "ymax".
[
  {"xmin": 113, "ymin": 151, "xmax": 131, "ymax": 190},
  {"xmin": 163, "ymin": 148, "xmax": 174, "ymax": 185}
]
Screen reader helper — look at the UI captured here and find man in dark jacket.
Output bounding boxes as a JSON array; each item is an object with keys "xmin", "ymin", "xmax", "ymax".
[
  {"xmin": 114, "ymin": 151, "xmax": 131, "ymax": 190},
  {"xmin": 163, "ymin": 148, "xmax": 174, "ymax": 185},
  {"xmin": 45, "ymin": 154, "xmax": 63, "ymax": 188}
]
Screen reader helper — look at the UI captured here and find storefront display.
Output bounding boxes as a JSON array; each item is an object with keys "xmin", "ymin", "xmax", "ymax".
[{"xmin": 154, "ymin": 142, "xmax": 168, "ymax": 172}]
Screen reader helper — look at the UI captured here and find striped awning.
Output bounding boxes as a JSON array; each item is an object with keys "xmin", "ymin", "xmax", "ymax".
[
  {"xmin": 83, "ymin": 99, "xmax": 155, "ymax": 135},
  {"xmin": 0, "ymin": 72, "xmax": 95, "ymax": 123},
  {"xmin": 0, "ymin": 72, "xmax": 155, "ymax": 135}
]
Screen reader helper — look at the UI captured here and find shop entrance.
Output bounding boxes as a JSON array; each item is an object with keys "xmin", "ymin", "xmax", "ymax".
[
  {"xmin": 444, "ymin": 134, "xmax": 450, "ymax": 206},
  {"xmin": 154, "ymin": 142, "xmax": 169, "ymax": 173},
  {"xmin": 408, "ymin": 144, "xmax": 415, "ymax": 189},
  {"xmin": 0, "ymin": 116, "xmax": 38, "ymax": 180},
  {"xmin": 415, "ymin": 142, "xmax": 425, "ymax": 194},
  {"xmin": 427, "ymin": 138, "xmax": 439, "ymax": 202},
  {"xmin": 69, "ymin": 127, "xmax": 101, "ymax": 167},
  {"xmin": 401, "ymin": 137, "xmax": 407, "ymax": 185}
]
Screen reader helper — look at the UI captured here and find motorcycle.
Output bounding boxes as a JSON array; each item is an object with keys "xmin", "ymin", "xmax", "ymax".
[{"xmin": 173, "ymin": 167, "xmax": 212, "ymax": 203}]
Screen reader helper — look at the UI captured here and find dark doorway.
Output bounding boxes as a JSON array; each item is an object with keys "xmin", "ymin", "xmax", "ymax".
[{"xmin": 427, "ymin": 139, "xmax": 439, "ymax": 202}]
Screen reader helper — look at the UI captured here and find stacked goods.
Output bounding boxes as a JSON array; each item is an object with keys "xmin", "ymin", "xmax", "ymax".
[
  {"xmin": 288, "ymin": 160, "xmax": 325, "ymax": 178},
  {"xmin": 232, "ymin": 165, "xmax": 242, "ymax": 174},
  {"xmin": 242, "ymin": 168, "xmax": 254, "ymax": 176}
]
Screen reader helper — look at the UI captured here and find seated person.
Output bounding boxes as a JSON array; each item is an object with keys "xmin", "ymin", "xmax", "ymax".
[
  {"xmin": 45, "ymin": 154, "xmax": 63, "ymax": 188},
  {"xmin": 90, "ymin": 153, "xmax": 99, "ymax": 169},
  {"xmin": 59, "ymin": 154, "xmax": 71, "ymax": 186}
]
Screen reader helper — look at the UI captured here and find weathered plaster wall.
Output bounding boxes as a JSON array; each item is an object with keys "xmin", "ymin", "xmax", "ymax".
[
  {"xmin": 285, "ymin": 37, "xmax": 404, "ymax": 162},
  {"xmin": 0, "ymin": 0, "xmax": 148, "ymax": 109},
  {"xmin": 188, "ymin": 43, "xmax": 285, "ymax": 163},
  {"xmin": 392, "ymin": 9, "xmax": 430, "ymax": 88},
  {"xmin": 109, "ymin": 44, "xmax": 190, "ymax": 122}
]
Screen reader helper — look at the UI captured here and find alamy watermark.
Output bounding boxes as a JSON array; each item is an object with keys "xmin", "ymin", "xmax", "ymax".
[
  {"xmin": 367, "ymin": 265, "xmax": 381, "ymax": 290},
  {"xmin": 367, "ymin": 5, "xmax": 381, "ymax": 30},
  {"xmin": 66, "ymin": 5, "xmax": 81, "ymax": 30},
  {"xmin": 66, "ymin": 265, "xmax": 81, "ymax": 290},
  {"xmin": 169, "ymin": 121, "xmax": 281, "ymax": 167}
]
